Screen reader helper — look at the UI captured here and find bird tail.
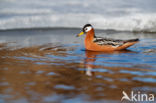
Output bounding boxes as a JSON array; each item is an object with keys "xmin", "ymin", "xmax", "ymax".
[
  {"xmin": 116, "ymin": 38, "xmax": 139, "ymax": 50},
  {"xmin": 124, "ymin": 38, "xmax": 139, "ymax": 43}
]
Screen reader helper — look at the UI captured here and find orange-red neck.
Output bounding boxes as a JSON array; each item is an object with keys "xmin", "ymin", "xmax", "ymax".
[
  {"xmin": 85, "ymin": 29, "xmax": 95, "ymax": 49},
  {"xmin": 85, "ymin": 29, "xmax": 95, "ymax": 41}
]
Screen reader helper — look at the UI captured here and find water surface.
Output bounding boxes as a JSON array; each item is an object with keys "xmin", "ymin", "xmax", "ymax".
[{"xmin": 0, "ymin": 28, "xmax": 156, "ymax": 103}]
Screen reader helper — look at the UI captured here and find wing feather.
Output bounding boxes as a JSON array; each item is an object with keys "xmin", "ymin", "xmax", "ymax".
[{"xmin": 93, "ymin": 36, "xmax": 124, "ymax": 47}]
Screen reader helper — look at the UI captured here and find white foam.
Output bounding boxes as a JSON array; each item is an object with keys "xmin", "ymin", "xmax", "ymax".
[
  {"xmin": 91, "ymin": 13, "xmax": 156, "ymax": 32},
  {"xmin": 0, "ymin": 0, "xmax": 156, "ymax": 32}
]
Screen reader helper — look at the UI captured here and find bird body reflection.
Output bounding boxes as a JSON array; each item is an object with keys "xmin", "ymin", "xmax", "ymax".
[{"xmin": 83, "ymin": 50, "xmax": 136, "ymax": 76}]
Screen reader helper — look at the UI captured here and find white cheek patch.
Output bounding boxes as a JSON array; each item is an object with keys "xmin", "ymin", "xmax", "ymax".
[{"xmin": 85, "ymin": 26, "xmax": 92, "ymax": 32}]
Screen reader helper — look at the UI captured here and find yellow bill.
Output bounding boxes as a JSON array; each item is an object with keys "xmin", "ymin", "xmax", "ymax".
[{"xmin": 76, "ymin": 32, "xmax": 84, "ymax": 37}]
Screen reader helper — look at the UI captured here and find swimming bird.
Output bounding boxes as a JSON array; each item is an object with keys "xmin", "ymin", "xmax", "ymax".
[{"xmin": 76, "ymin": 24, "xmax": 139, "ymax": 51}]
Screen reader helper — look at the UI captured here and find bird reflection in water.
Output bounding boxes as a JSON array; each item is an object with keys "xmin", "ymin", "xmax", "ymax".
[{"xmin": 83, "ymin": 50, "xmax": 136, "ymax": 76}]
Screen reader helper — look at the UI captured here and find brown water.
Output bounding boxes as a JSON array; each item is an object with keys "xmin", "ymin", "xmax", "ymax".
[{"xmin": 0, "ymin": 28, "xmax": 156, "ymax": 103}]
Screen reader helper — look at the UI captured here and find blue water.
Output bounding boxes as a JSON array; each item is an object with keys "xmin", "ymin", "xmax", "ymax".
[{"xmin": 0, "ymin": 28, "xmax": 155, "ymax": 103}]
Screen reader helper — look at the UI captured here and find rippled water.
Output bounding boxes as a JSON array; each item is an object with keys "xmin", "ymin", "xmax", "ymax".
[{"xmin": 0, "ymin": 28, "xmax": 156, "ymax": 103}]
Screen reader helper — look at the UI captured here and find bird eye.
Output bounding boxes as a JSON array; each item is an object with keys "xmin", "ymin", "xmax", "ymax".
[{"xmin": 85, "ymin": 28, "xmax": 88, "ymax": 31}]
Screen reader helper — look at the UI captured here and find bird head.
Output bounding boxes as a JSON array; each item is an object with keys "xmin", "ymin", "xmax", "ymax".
[{"xmin": 76, "ymin": 24, "xmax": 93, "ymax": 37}]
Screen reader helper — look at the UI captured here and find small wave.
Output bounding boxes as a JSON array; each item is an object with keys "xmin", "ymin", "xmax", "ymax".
[
  {"xmin": 0, "ymin": 13, "xmax": 156, "ymax": 32},
  {"xmin": 0, "ymin": 0, "xmax": 156, "ymax": 32},
  {"xmin": 91, "ymin": 13, "xmax": 156, "ymax": 32}
]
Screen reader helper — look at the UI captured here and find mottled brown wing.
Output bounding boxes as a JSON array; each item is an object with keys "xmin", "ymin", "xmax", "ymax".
[{"xmin": 93, "ymin": 37, "xmax": 124, "ymax": 47}]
